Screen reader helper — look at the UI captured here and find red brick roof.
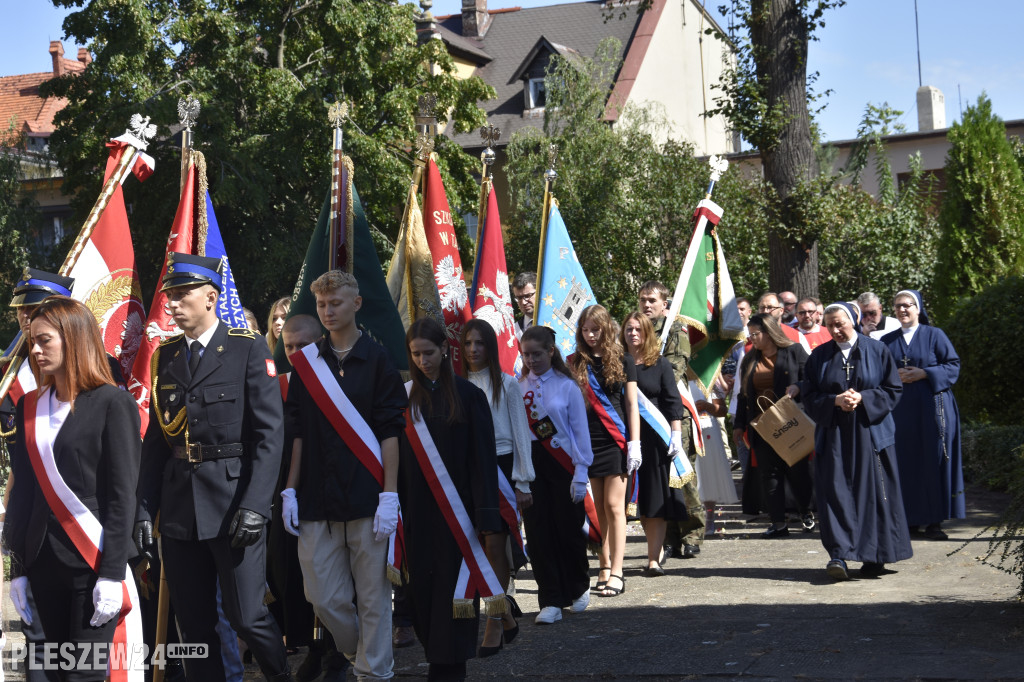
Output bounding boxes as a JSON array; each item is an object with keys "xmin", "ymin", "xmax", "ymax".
[{"xmin": 0, "ymin": 44, "xmax": 88, "ymax": 138}]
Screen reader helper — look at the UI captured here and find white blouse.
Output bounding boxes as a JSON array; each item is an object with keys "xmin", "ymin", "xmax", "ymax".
[
  {"xmin": 468, "ymin": 369, "xmax": 536, "ymax": 493},
  {"xmin": 520, "ymin": 368, "xmax": 593, "ymax": 470}
]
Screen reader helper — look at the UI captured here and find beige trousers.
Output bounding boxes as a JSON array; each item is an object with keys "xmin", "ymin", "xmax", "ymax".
[{"xmin": 297, "ymin": 518, "xmax": 394, "ymax": 680}]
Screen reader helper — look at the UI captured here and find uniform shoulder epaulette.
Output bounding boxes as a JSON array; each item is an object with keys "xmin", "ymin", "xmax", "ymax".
[
  {"xmin": 228, "ymin": 327, "xmax": 257, "ymax": 339},
  {"xmin": 159, "ymin": 333, "xmax": 184, "ymax": 347}
]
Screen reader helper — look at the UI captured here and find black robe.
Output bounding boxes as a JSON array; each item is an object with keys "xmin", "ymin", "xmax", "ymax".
[
  {"xmin": 804, "ymin": 336, "xmax": 913, "ymax": 564},
  {"xmin": 398, "ymin": 376, "xmax": 501, "ymax": 665}
]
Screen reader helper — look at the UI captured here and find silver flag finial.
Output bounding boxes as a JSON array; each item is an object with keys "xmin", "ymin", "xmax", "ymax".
[
  {"xmin": 123, "ymin": 114, "xmax": 157, "ymax": 151},
  {"xmin": 177, "ymin": 95, "xmax": 200, "ymax": 132}
]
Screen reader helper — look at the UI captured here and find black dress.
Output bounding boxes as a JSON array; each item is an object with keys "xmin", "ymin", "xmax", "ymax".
[
  {"xmin": 586, "ymin": 355, "xmax": 637, "ymax": 478},
  {"xmin": 635, "ymin": 359, "xmax": 688, "ymax": 520},
  {"xmin": 398, "ymin": 376, "xmax": 502, "ymax": 667}
]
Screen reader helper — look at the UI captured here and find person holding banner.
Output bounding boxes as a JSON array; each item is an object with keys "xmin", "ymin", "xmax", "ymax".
[
  {"xmin": 5, "ymin": 296, "xmax": 142, "ymax": 682},
  {"xmin": 460, "ymin": 319, "xmax": 533, "ymax": 656},
  {"xmin": 733, "ymin": 313, "xmax": 813, "ymax": 538},
  {"xmin": 518, "ymin": 326, "xmax": 593, "ymax": 624},
  {"xmin": 620, "ymin": 313, "xmax": 689, "ymax": 577},
  {"xmin": 569, "ymin": 305, "xmax": 641, "ymax": 597},
  {"xmin": 282, "ymin": 271, "xmax": 406, "ymax": 681},
  {"xmin": 400, "ymin": 318, "xmax": 503, "ymax": 681},
  {"xmin": 804, "ymin": 302, "xmax": 912, "ymax": 580}
]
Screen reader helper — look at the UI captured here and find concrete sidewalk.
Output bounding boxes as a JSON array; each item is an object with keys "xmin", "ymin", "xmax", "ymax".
[{"xmin": 3, "ymin": 481, "xmax": 1020, "ymax": 680}]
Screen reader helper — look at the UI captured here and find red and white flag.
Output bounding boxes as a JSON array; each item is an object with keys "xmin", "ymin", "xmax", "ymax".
[
  {"xmin": 422, "ymin": 158, "xmax": 472, "ymax": 371},
  {"xmin": 5, "ymin": 139, "xmax": 151, "ymax": 405},
  {"xmin": 72, "ymin": 140, "xmax": 150, "ymax": 385},
  {"xmin": 129, "ymin": 155, "xmax": 199, "ymax": 434},
  {"xmin": 470, "ymin": 185, "xmax": 519, "ymax": 376}
]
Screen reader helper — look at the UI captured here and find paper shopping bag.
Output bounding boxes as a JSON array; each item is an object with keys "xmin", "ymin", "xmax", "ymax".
[{"xmin": 751, "ymin": 394, "xmax": 815, "ymax": 466}]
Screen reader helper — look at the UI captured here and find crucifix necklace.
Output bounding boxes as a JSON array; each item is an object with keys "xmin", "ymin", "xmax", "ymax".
[{"xmin": 841, "ymin": 357, "xmax": 855, "ymax": 383}]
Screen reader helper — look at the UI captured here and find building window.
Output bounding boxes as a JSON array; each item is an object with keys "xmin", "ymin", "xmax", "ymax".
[{"xmin": 527, "ymin": 78, "xmax": 547, "ymax": 110}]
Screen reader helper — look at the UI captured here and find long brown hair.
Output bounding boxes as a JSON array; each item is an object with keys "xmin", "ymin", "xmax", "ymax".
[
  {"xmin": 570, "ymin": 305, "xmax": 625, "ymax": 388},
  {"xmin": 620, "ymin": 312, "xmax": 659, "ymax": 367},
  {"xmin": 740, "ymin": 313, "xmax": 794, "ymax": 394},
  {"xmin": 520, "ymin": 325, "xmax": 573, "ymax": 381},
  {"xmin": 406, "ymin": 317, "xmax": 464, "ymax": 424},
  {"xmin": 29, "ymin": 296, "xmax": 114, "ymax": 409},
  {"xmin": 460, "ymin": 318, "xmax": 502, "ymax": 407},
  {"xmin": 266, "ymin": 296, "xmax": 291, "ymax": 352}
]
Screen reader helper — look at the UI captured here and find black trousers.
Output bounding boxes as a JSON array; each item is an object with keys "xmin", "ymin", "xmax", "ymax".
[
  {"xmin": 754, "ymin": 433, "xmax": 813, "ymax": 523},
  {"xmin": 521, "ymin": 443, "xmax": 589, "ymax": 609},
  {"xmin": 28, "ymin": 539, "xmax": 119, "ymax": 682},
  {"xmin": 162, "ymin": 533, "xmax": 287, "ymax": 681}
]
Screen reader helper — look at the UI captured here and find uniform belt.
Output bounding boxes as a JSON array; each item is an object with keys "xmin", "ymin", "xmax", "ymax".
[{"xmin": 172, "ymin": 442, "xmax": 245, "ymax": 463}]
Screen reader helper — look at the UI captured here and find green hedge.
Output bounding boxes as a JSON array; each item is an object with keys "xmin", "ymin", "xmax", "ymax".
[{"xmin": 944, "ymin": 276, "xmax": 1024, "ymax": 425}]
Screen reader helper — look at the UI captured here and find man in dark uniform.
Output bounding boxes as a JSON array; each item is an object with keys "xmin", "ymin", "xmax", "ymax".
[
  {"xmin": 2, "ymin": 268, "xmax": 79, "ymax": 682},
  {"xmin": 134, "ymin": 253, "xmax": 290, "ymax": 681}
]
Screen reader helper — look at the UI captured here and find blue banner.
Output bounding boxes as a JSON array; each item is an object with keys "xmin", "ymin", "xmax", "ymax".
[
  {"xmin": 203, "ymin": 192, "xmax": 248, "ymax": 329},
  {"xmin": 535, "ymin": 202, "xmax": 595, "ymax": 357}
]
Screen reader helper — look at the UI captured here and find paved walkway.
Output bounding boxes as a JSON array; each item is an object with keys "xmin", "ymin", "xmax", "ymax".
[{"xmin": 3, "ymin": 482, "xmax": 1021, "ymax": 680}]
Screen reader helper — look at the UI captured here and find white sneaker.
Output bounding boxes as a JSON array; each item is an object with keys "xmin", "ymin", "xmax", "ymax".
[
  {"xmin": 569, "ymin": 588, "xmax": 590, "ymax": 613},
  {"xmin": 534, "ymin": 606, "xmax": 562, "ymax": 624}
]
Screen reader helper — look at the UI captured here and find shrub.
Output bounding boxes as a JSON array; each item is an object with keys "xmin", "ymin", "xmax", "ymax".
[{"xmin": 944, "ymin": 276, "xmax": 1024, "ymax": 425}]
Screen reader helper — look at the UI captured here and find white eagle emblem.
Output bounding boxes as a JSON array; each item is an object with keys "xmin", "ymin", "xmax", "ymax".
[
  {"xmin": 474, "ymin": 270, "xmax": 516, "ymax": 346},
  {"xmin": 435, "ymin": 255, "xmax": 468, "ymax": 313}
]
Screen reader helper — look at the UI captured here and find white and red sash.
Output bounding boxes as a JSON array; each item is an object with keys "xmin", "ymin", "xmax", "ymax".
[
  {"xmin": 521, "ymin": 392, "xmax": 603, "ymax": 551},
  {"xmin": 289, "ymin": 344, "xmax": 405, "ymax": 583},
  {"xmin": 278, "ymin": 372, "xmax": 290, "ymax": 402},
  {"xmin": 495, "ymin": 464, "xmax": 526, "ymax": 558},
  {"xmin": 23, "ymin": 389, "xmax": 143, "ymax": 682},
  {"xmin": 403, "ymin": 382, "xmax": 508, "ymax": 618}
]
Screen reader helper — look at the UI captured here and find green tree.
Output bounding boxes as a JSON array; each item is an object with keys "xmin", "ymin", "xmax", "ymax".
[
  {"xmin": 0, "ymin": 130, "xmax": 37, "ymax": 341},
  {"xmin": 503, "ymin": 39, "xmax": 709, "ymax": 320},
  {"xmin": 42, "ymin": 0, "xmax": 493, "ymax": 315},
  {"xmin": 933, "ymin": 94, "xmax": 1024, "ymax": 321},
  {"xmin": 705, "ymin": 0, "xmax": 846, "ymax": 298}
]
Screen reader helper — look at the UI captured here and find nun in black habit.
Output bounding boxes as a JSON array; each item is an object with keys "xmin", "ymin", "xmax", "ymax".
[{"xmin": 803, "ymin": 302, "xmax": 913, "ymax": 581}]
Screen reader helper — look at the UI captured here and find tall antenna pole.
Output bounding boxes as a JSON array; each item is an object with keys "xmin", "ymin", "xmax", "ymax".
[
  {"xmin": 914, "ymin": 0, "xmax": 922, "ymax": 88},
  {"xmin": 533, "ymin": 145, "xmax": 558, "ymax": 327}
]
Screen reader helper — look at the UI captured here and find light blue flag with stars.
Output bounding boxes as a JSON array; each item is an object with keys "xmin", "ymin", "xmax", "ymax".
[{"xmin": 534, "ymin": 201, "xmax": 596, "ymax": 356}]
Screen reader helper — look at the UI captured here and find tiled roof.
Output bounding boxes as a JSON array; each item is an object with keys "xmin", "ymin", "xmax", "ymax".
[
  {"xmin": 439, "ymin": 1, "xmax": 642, "ymax": 148},
  {"xmin": 0, "ymin": 58, "xmax": 84, "ymax": 138}
]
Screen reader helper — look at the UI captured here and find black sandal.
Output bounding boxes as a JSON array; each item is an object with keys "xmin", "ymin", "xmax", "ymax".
[
  {"xmin": 599, "ymin": 574, "xmax": 625, "ymax": 597},
  {"xmin": 503, "ymin": 595, "xmax": 521, "ymax": 644},
  {"xmin": 591, "ymin": 566, "xmax": 611, "ymax": 593}
]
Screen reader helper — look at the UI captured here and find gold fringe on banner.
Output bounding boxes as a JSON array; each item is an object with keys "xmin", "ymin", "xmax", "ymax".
[
  {"xmin": 452, "ymin": 599, "xmax": 475, "ymax": 619},
  {"xmin": 483, "ymin": 594, "xmax": 509, "ymax": 618}
]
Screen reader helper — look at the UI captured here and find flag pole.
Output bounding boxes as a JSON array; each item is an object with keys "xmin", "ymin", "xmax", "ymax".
[
  {"xmin": 532, "ymin": 144, "xmax": 558, "ymax": 327},
  {"xmin": 0, "ymin": 114, "xmax": 154, "ymax": 403},
  {"xmin": 396, "ymin": 96, "xmax": 438, "ymax": 265},
  {"xmin": 475, "ymin": 124, "xmax": 500, "ymax": 259},
  {"xmin": 659, "ymin": 154, "xmax": 730, "ymax": 353},
  {"xmin": 327, "ymin": 101, "xmax": 349, "ymax": 271}
]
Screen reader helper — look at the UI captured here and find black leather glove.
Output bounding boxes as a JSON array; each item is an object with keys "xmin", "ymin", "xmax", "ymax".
[
  {"xmin": 229, "ymin": 509, "xmax": 265, "ymax": 549},
  {"xmin": 133, "ymin": 521, "xmax": 156, "ymax": 562}
]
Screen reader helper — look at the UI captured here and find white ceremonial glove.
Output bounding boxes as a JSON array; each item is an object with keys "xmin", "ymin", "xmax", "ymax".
[
  {"xmin": 668, "ymin": 431, "xmax": 684, "ymax": 459},
  {"xmin": 281, "ymin": 488, "xmax": 300, "ymax": 537},
  {"xmin": 627, "ymin": 441, "xmax": 643, "ymax": 475},
  {"xmin": 373, "ymin": 492, "xmax": 400, "ymax": 542},
  {"xmin": 10, "ymin": 576, "xmax": 32, "ymax": 625},
  {"xmin": 90, "ymin": 578, "xmax": 123, "ymax": 627},
  {"xmin": 570, "ymin": 464, "xmax": 589, "ymax": 504}
]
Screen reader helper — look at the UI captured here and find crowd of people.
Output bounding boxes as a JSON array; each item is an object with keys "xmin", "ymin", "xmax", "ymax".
[{"xmin": 0, "ymin": 261, "xmax": 966, "ymax": 682}]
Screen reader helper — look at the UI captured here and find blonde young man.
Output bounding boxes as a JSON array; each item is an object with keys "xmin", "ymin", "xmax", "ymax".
[{"xmin": 281, "ymin": 271, "xmax": 407, "ymax": 681}]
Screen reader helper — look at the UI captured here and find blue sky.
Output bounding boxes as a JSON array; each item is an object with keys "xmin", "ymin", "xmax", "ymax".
[{"xmin": 4, "ymin": 0, "xmax": 1022, "ymax": 144}]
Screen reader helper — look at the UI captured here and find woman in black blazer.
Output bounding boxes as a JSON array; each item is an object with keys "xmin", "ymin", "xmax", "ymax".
[
  {"xmin": 733, "ymin": 313, "xmax": 812, "ymax": 538},
  {"xmin": 5, "ymin": 296, "xmax": 141, "ymax": 682}
]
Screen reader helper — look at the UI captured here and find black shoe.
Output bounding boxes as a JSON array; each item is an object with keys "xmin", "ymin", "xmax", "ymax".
[
  {"xmin": 682, "ymin": 544, "xmax": 701, "ymax": 558},
  {"xmin": 924, "ymin": 524, "xmax": 948, "ymax": 540},
  {"xmin": 642, "ymin": 561, "xmax": 666, "ymax": 577},
  {"xmin": 477, "ymin": 634, "xmax": 503, "ymax": 658},
  {"xmin": 321, "ymin": 652, "xmax": 349, "ymax": 682},
  {"xmin": 801, "ymin": 512, "xmax": 816, "ymax": 533},
  {"xmin": 761, "ymin": 525, "xmax": 790, "ymax": 538},
  {"xmin": 860, "ymin": 561, "xmax": 886, "ymax": 577},
  {"xmin": 666, "ymin": 544, "xmax": 684, "ymax": 559},
  {"xmin": 295, "ymin": 645, "xmax": 323, "ymax": 682},
  {"xmin": 503, "ymin": 595, "xmax": 521, "ymax": 644}
]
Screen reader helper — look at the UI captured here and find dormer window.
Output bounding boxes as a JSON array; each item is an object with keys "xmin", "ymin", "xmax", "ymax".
[{"xmin": 527, "ymin": 78, "xmax": 547, "ymax": 110}]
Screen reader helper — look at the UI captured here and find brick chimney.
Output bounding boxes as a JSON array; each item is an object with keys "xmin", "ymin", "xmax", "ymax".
[
  {"xmin": 49, "ymin": 41, "xmax": 65, "ymax": 77},
  {"xmin": 77, "ymin": 48, "xmax": 92, "ymax": 67},
  {"xmin": 462, "ymin": 0, "xmax": 491, "ymax": 38}
]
